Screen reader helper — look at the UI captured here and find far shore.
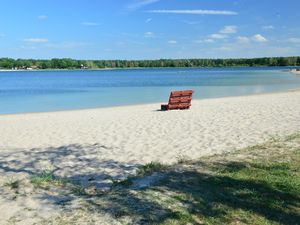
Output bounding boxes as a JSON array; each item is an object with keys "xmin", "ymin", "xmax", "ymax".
[{"xmin": 0, "ymin": 65, "xmax": 297, "ymax": 72}]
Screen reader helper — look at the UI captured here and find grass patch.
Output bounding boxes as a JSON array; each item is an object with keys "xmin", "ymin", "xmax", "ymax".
[
  {"xmin": 152, "ymin": 136, "xmax": 300, "ymax": 225},
  {"xmin": 37, "ymin": 133, "xmax": 300, "ymax": 225},
  {"xmin": 31, "ymin": 170, "xmax": 68, "ymax": 188},
  {"xmin": 4, "ymin": 180, "xmax": 21, "ymax": 190},
  {"xmin": 4, "ymin": 179, "xmax": 21, "ymax": 192},
  {"xmin": 123, "ymin": 134, "xmax": 300, "ymax": 224},
  {"xmin": 136, "ymin": 161, "xmax": 169, "ymax": 176}
]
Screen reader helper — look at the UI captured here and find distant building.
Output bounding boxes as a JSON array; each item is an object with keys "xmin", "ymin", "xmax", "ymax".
[
  {"xmin": 24, "ymin": 65, "xmax": 38, "ymax": 70},
  {"xmin": 30, "ymin": 65, "xmax": 38, "ymax": 70},
  {"xmin": 290, "ymin": 68, "xmax": 300, "ymax": 74},
  {"xmin": 80, "ymin": 64, "xmax": 88, "ymax": 69}
]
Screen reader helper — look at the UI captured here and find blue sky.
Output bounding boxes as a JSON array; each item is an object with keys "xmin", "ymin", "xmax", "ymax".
[{"xmin": 0, "ymin": 0, "xmax": 299, "ymax": 59}]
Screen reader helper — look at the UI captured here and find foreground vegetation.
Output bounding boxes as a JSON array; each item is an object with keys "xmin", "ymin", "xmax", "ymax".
[
  {"xmin": 2, "ymin": 133, "xmax": 300, "ymax": 224},
  {"xmin": 0, "ymin": 56, "xmax": 300, "ymax": 70},
  {"xmin": 40, "ymin": 134, "xmax": 300, "ymax": 225}
]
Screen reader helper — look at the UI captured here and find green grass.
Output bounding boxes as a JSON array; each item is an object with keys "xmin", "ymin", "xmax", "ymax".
[
  {"xmin": 106, "ymin": 134, "xmax": 300, "ymax": 224},
  {"xmin": 152, "ymin": 138, "xmax": 300, "ymax": 225},
  {"xmin": 36, "ymin": 134, "xmax": 300, "ymax": 224},
  {"xmin": 4, "ymin": 179, "xmax": 21, "ymax": 190},
  {"xmin": 31, "ymin": 170, "xmax": 68, "ymax": 188},
  {"xmin": 136, "ymin": 161, "xmax": 169, "ymax": 176}
]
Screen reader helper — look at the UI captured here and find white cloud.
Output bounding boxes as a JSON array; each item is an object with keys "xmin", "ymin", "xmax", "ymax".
[
  {"xmin": 210, "ymin": 34, "xmax": 227, "ymax": 39},
  {"xmin": 262, "ymin": 25, "xmax": 274, "ymax": 30},
  {"xmin": 146, "ymin": 9, "xmax": 238, "ymax": 15},
  {"xmin": 80, "ymin": 22, "xmax": 99, "ymax": 26},
  {"xmin": 145, "ymin": 18, "xmax": 152, "ymax": 23},
  {"xmin": 196, "ymin": 38, "xmax": 215, "ymax": 43},
  {"xmin": 195, "ymin": 38, "xmax": 215, "ymax": 44},
  {"xmin": 24, "ymin": 38, "xmax": 48, "ymax": 43},
  {"xmin": 144, "ymin": 31, "xmax": 154, "ymax": 38},
  {"xmin": 168, "ymin": 40, "xmax": 177, "ymax": 44},
  {"xmin": 287, "ymin": 37, "xmax": 300, "ymax": 43},
  {"xmin": 128, "ymin": 0, "xmax": 160, "ymax": 10},
  {"xmin": 204, "ymin": 39, "xmax": 214, "ymax": 43},
  {"xmin": 38, "ymin": 15, "xmax": 47, "ymax": 20},
  {"xmin": 220, "ymin": 25, "xmax": 237, "ymax": 34},
  {"xmin": 252, "ymin": 34, "xmax": 267, "ymax": 42},
  {"xmin": 237, "ymin": 36, "xmax": 250, "ymax": 43},
  {"xmin": 195, "ymin": 39, "xmax": 215, "ymax": 44},
  {"xmin": 235, "ymin": 35, "xmax": 268, "ymax": 44}
]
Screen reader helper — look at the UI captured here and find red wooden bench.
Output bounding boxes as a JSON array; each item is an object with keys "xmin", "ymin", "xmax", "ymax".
[{"xmin": 161, "ymin": 90, "xmax": 194, "ymax": 110}]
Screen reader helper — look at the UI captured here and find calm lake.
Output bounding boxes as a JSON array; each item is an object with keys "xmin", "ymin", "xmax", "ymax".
[{"xmin": 0, "ymin": 67, "xmax": 300, "ymax": 114}]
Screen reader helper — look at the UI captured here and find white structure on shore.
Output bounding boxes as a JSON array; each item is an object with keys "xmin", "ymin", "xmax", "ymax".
[{"xmin": 291, "ymin": 68, "xmax": 300, "ymax": 75}]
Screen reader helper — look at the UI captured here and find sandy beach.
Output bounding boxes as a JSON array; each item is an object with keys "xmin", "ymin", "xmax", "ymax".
[
  {"xmin": 1, "ymin": 90, "xmax": 300, "ymax": 223},
  {"xmin": 1, "ymin": 90, "xmax": 300, "ymax": 174}
]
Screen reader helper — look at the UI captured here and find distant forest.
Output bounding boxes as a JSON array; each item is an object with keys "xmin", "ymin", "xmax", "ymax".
[{"xmin": 0, "ymin": 56, "xmax": 300, "ymax": 70}]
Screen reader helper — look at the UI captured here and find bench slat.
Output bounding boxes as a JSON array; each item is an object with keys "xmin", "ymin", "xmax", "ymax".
[{"xmin": 169, "ymin": 97, "xmax": 192, "ymax": 104}]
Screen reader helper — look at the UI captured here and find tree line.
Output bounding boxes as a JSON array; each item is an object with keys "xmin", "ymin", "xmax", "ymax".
[{"xmin": 0, "ymin": 57, "xmax": 300, "ymax": 70}]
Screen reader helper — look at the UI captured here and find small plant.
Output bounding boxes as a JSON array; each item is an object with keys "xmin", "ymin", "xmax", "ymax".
[
  {"xmin": 136, "ymin": 161, "xmax": 168, "ymax": 176},
  {"xmin": 31, "ymin": 170, "xmax": 67, "ymax": 187},
  {"xmin": 4, "ymin": 179, "xmax": 21, "ymax": 190}
]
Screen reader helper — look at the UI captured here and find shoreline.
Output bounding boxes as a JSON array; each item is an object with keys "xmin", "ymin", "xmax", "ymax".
[
  {"xmin": 1, "ymin": 88, "xmax": 300, "ymax": 117},
  {"xmin": 0, "ymin": 65, "xmax": 296, "ymax": 72},
  {"xmin": 1, "ymin": 89, "xmax": 300, "ymax": 154},
  {"xmin": 290, "ymin": 69, "xmax": 300, "ymax": 75}
]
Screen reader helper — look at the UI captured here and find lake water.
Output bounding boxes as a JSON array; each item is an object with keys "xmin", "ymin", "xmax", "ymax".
[{"xmin": 0, "ymin": 67, "xmax": 300, "ymax": 114}]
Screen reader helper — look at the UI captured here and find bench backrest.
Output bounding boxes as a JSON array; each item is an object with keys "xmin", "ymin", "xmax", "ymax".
[{"xmin": 168, "ymin": 90, "xmax": 194, "ymax": 109}]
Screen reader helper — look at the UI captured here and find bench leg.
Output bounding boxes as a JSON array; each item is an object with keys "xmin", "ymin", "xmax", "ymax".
[{"xmin": 161, "ymin": 104, "xmax": 168, "ymax": 111}]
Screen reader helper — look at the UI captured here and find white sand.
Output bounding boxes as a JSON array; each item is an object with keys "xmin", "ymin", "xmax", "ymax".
[{"xmin": 0, "ymin": 90, "xmax": 300, "ymax": 224}]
